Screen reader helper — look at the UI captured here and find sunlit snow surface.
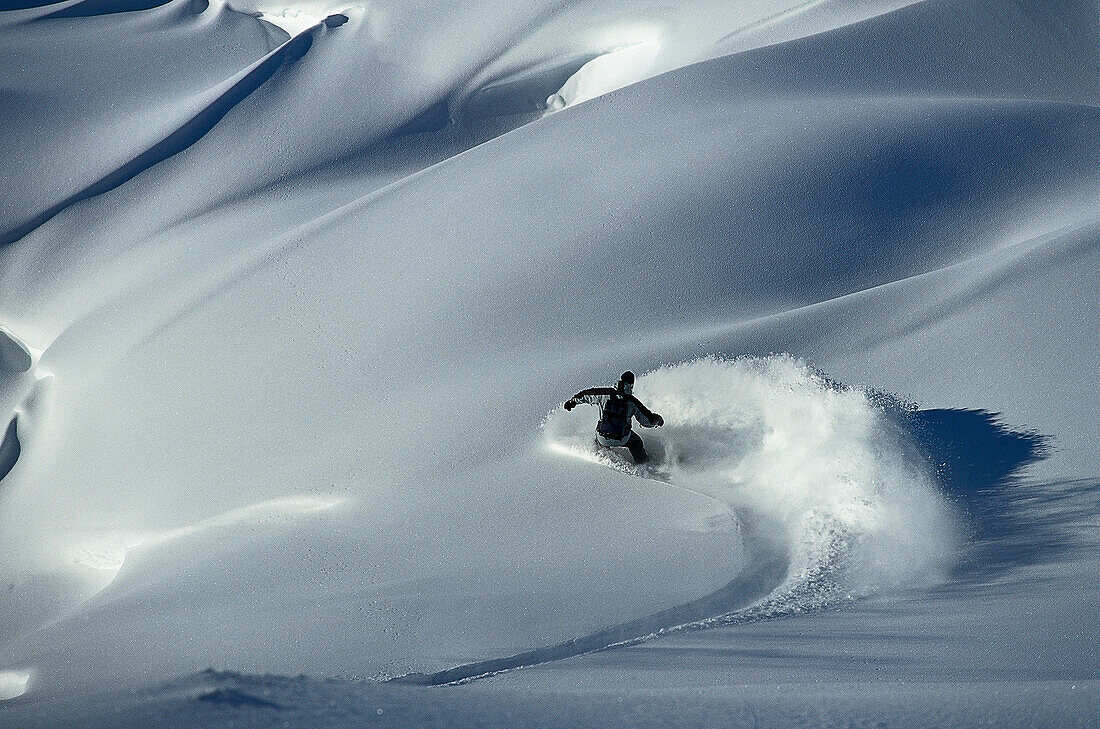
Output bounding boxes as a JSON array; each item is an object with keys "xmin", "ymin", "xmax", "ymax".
[
  {"xmin": 72, "ymin": 494, "xmax": 344, "ymax": 578},
  {"xmin": 0, "ymin": 0, "xmax": 1098, "ymax": 726},
  {"xmin": 0, "ymin": 671, "xmax": 30, "ymax": 701}
]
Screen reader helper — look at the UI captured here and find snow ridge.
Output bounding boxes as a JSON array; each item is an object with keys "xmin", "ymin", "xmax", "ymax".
[{"xmin": 0, "ymin": 17, "xmax": 323, "ymax": 248}]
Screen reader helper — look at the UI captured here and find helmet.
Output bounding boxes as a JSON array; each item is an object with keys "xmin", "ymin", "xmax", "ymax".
[{"xmin": 616, "ymin": 371, "xmax": 635, "ymax": 395}]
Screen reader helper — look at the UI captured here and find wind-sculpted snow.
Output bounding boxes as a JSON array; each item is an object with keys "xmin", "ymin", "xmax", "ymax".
[{"xmin": 0, "ymin": 0, "xmax": 1098, "ymax": 724}]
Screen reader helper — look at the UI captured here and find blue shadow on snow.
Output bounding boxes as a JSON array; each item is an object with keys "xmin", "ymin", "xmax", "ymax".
[{"xmin": 902, "ymin": 408, "xmax": 1096, "ymax": 581}]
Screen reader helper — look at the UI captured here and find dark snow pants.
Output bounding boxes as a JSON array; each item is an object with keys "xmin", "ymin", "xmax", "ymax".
[
  {"xmin": 625, "ymin": 432, "xmax": 648, "ymax": 463},
  {"xmin": 597, "ymin": 431, "xmax": 648, "ymax": 464}
]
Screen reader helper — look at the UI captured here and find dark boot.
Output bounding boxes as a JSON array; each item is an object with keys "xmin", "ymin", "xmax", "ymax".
[{"xmin": 626, "ymin": 432, "xmax": 648, "ymax": 464}]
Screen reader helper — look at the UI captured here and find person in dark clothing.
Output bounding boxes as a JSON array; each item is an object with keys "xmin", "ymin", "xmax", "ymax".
[{"xmin": 564, "ymin": 371, "xmax": 664, "ymax": 463}]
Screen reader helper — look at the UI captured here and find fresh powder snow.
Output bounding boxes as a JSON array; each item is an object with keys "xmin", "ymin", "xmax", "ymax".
[{"xmin": 0, "ymin": 0, "xmax": 1097, "ymax": 726}]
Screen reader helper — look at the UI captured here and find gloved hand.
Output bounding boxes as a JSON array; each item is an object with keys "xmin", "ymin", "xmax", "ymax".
[
  {"xmin": 564, "ymin": 400, "xmax": 576, "ymax": 411},
  {"xmin": 653, "ymin": 414, "xmax": 664, "ymax": 427}
]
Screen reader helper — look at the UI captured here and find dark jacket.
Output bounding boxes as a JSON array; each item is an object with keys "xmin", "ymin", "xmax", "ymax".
[{"xmin": 567, "ymin": 387, "xmax": 662, "ymax": 444}]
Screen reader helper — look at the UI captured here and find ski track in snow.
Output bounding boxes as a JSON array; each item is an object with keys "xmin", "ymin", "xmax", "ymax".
[
  {"xmin": 394, "ymin": 517, "xmax": 790, "ymax": 685},
  {"xmin": 398, "ymin": 356, "xmax": 959, "ymax": 684}
]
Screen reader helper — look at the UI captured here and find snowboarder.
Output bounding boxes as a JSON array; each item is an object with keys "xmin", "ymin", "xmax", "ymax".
[{"xmin": 564, "ymin": 371, "xmax": 664, "ymax": 464}]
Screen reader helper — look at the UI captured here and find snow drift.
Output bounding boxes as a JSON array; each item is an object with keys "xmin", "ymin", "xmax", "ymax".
[{"xmin": 0, "ymin": 0, "xmax": 1097, "ymax": 725}]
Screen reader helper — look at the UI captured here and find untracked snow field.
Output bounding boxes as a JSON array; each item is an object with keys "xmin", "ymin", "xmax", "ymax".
[{"xmin": 1, "ymin": 0, "xmax": 1098, "ymax": 727}]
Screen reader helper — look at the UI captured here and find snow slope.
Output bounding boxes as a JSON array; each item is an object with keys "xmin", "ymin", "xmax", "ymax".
[{"xmin": 0, "ymin": 0, "xmax": 1097, "ymax": 725}]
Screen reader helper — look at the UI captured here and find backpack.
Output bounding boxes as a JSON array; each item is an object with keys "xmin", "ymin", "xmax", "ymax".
[{"xmin": 597, "ymin": 394, "xmax": 631, "ymax": 440}]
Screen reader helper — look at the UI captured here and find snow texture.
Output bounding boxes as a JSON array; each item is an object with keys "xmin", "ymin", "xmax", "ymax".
[{"xmin": 0, "ymin": 0, "xmax": 1097, "ymax": 726}]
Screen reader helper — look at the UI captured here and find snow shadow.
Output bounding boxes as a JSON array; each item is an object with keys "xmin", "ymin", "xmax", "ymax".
[
  {"xmin": 0, "ymin": 329, "xmax": 31, "ymax": 485},
  {"xmin": 902, "ymin": 408, "xmax": 1068, "ymax": 581},
  {"xmin": 40, "ymin": 0, "xmax": 178, "ymax": 20},
  {"xmin": 196, "ymin": 687, "xmax": 281, "ymax": 709},
  {"xmin": 0, "ymin": 0, "xmax": 151, "ymax": 11},
  {"xmin": 0, "ymin": 23, "xmax": 316, "ymax": 248},
  {"xmin": 0, "ymin": 416, "xmax": 18, "ymax": 485},
  {"xmin": 0, "ymin": 329, "xmax": 31, "ymax": 375}
]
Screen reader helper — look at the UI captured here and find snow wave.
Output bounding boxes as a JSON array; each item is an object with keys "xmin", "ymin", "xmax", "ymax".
[{"xmin": 638, "ymin": 357, "xmax": 957, "ymax": 602}]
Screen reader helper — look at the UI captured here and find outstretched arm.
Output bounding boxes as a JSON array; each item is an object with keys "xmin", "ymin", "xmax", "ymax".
[
  {"xmin": 564, "ymin": 387, "xmax": 612, "ymax": 410},
  {"xmin": 629, "ymin": 396, "xmax": 664, "ymax": 427}
]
